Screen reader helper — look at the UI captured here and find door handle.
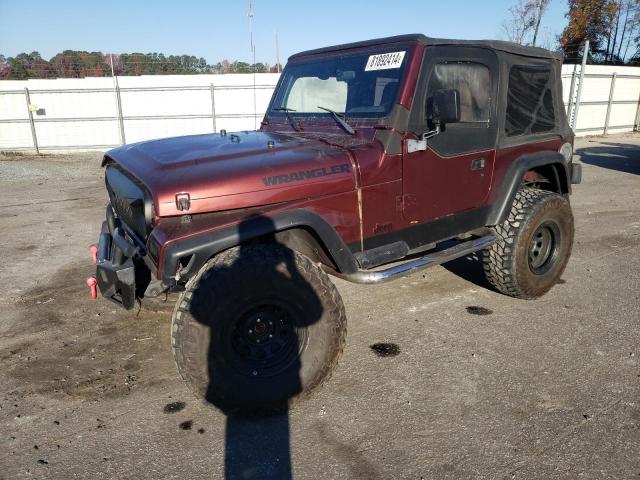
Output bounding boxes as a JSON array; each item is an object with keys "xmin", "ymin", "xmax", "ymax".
[{"xmin": 471, "ymin": 158, "xmax": 485, "ymax": 171}]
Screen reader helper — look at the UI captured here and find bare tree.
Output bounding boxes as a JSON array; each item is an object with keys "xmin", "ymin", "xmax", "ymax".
[
  {"xmin": 502, "ymin": 0, "xmax": 536, "ymax": 44},
  {"xmin": 531, "ymin": 0, "xmax": 552, "ymax": 46},
  {"xmin": 603, "ymin": 0, "xmax": 640, "ymax": 63},
  {"xmin": 502, "ymin": 0, "xmax": 552, "ymax": 46},
  {"xmin": 617, "ymin": 0, "xmax": 640, "ymax": 61},
  {"xmin": 537, "ymin": 27, "xmax": 557, "ymax": 50},
  {"xmin": 628, "ymin": 1, "xmax": 640, "ymax": 60},
  {"xmin": 609, "ymin": 0, "xmax": 623, "ymax": 61},
  {"xmin": 616, "ymin": 1, "xmax": 629, "ymax": 58}
]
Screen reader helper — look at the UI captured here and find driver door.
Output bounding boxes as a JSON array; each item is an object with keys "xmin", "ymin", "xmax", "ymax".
[{"xmin": 402, "ymin": 47, "xmax": 498, "ymax": 223}]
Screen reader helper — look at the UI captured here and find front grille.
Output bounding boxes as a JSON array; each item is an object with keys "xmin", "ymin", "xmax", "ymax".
[{"xmin": 105, "ymin": 166, "xmax": 152, "ymax": 241}]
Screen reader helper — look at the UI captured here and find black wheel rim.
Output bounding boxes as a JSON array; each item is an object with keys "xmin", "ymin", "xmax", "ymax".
[
  {"xmin": 228, "ymin": 301, "xmax": 307, "ymax": 378},
  {"xmin": 528, "ymin": 221, "xmax": 561, "ymax": 275}
]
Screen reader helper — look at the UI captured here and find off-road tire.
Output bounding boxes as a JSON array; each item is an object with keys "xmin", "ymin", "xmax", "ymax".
[
  {"xmin": 484, "ymin": 187, "xmax": 574, "ymax": 299},
  {"xmin": 171, "ymin": 244, "xmax": 346, "ymax": 415}
]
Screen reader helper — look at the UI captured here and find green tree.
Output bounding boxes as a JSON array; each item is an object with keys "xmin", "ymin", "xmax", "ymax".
[
  {"xmin": 0, "ymin": 55, "xmax": 8, "ymax": 79},
  {"xmin": 48, "ymin": 50, "xmax": 109, "ymax": 78},
  {"xmin": 4, "ymin": 52, "xmax": 53, "ymax": 79},
  {"xmin": 560, "ymin": 0, "xmax": 631, "ymax": 62},
  {"xmin": 231, "ymin": 61, "xmax": 252, "ymax": 73},
  {"xmin": 561, "ymin": 0, "xmax": 640, "ymax": 63},
  {"xmin": 252, "ymin": 62, "xmax": 268, "ymax": 73}
]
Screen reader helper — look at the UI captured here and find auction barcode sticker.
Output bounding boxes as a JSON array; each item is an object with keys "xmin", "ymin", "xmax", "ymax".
[{"xmin": 365, "ymin": 51, "xmax": 406, "ymax": 71}]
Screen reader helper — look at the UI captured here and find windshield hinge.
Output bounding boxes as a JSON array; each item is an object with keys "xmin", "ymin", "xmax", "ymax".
[{"xmin": 406, "ymin": 126, "xmax": 441, "ymax": 153}]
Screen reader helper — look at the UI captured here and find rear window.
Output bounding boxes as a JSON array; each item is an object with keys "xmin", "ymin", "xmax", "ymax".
[
  {"xmin": 505, "ymin": 66, "xmax": 556, "ymax": 137},
  {"xmin": 427, "ymin": 62, "xmax": 491, "ymax": 123}
]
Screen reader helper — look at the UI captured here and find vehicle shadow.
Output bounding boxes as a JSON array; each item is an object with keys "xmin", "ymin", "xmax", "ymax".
[
  {"xmin": 187, "ymin": 215, "xmax": 324, "ymax": 480},
  {"xmin": 577, "ymin": 141, "xmax": 640, "ymax": 175},
  {"xmin": 441, "ymin": 250, "xmax": 495, "ymax": 291}
]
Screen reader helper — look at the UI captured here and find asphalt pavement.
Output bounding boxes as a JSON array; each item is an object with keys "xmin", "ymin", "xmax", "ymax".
[{"xmin": 0, "ymin": 135, "xmax": 638, "ymax": 479}]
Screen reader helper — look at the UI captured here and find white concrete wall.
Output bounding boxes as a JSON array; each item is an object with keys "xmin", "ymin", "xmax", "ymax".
[
  {"xmin": 561, "ymin": 64, "xmax": 640, "ymax": 136},
  {"xmin": 1, "ymin": 66, "xmax": 639, "ymax": 151},
  {"xmin": 0, "ymin": 73, "xmax": 279, "ymax": 150}
]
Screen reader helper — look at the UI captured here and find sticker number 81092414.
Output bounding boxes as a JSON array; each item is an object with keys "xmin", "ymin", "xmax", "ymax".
[{"xmin": 364, "ymin": 51, "xmax": 406, "ymax": 71}]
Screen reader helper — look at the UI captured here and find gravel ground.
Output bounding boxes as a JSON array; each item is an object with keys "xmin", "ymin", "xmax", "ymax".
[{"xmin": 0, "ymin": 135, "xmax": 639, "ymax": 479}]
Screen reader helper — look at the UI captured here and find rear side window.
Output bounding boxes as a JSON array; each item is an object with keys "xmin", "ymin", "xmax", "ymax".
[
  {"xmin": 427, "ymin": 62, "xmax": 491, "ymax": 123},
  {"xmin": 505, "ymin": 66, "xmax": 555, "ymax": 137}
]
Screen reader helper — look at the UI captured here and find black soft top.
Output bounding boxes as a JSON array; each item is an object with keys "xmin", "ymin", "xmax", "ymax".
[{"xmin": 290, "ymin": 34, "xmax": 563, "ymax": 62}]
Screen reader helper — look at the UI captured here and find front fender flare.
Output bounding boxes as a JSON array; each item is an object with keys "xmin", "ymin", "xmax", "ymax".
[{"xmin": 160, "ymin": 209, "xmax": 359, "ymax": 286}]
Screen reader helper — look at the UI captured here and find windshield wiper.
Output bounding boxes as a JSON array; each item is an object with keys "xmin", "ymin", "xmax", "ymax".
[
  {"xmin": 317, "ymin": 106, "xmax": 355, "ymax": 135},
  {"xmin": 272, "ymin": 107, "xmax": 302, "ymax": 132}
]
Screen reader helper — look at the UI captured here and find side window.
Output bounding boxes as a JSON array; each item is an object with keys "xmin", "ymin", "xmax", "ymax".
[
  {"xmin": 505, "ymin": 66, "xmax": 555, "ymax": 137},
  {"xmin": 427, "ymin": 62, "xmax": 491, "ymax": 123}
]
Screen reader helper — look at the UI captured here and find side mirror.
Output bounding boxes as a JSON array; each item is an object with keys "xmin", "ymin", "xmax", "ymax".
[
  {"xmin": 428, "ymin": 89, "xmax": 461, "ymax": 125},
  {"xmin": 408, "ymin": 89, "xmax": 461, "ymax": 153}
]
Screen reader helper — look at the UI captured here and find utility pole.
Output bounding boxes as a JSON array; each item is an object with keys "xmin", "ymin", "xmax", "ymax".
[
  {"xmin": 572, "ymin": 39, "xmax": 589, "ymax": 131},
  {"xmin": 109, "ymin": 53, "xmax": 125, "ymax": 144},
  {"xmin": 248, "ymin": 0, "xmax": 255, "ymax": 66},
  {"xmin": 249, "ymin": 0, "xmax": 257, "ymax": 129},
  {"xmin": 275, "ymin": 30, "xmax": 281, "ymax": 73}
]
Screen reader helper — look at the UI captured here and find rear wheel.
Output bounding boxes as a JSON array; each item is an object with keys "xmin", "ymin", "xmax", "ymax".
[
  {"xmin": 484, "ymin": 187, "xmax": 574, "ymax": 299},
  {"xmin": 171, "ymin": 244, "xmax": 346, "ymax": 415}
]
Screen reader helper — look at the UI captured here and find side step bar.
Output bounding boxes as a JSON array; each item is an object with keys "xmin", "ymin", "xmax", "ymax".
[{"xmin": 325, "ymin": 234, "xmax": 496, "ymax": 284}]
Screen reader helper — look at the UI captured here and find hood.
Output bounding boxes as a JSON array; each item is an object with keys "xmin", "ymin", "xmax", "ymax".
[{"xmin": 106, "ymin": 131, "xmax": 358, "ymax": 217}]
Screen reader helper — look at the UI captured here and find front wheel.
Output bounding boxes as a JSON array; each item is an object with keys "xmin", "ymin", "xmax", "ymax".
[
  {"xmin": 171, "ymin": 244, "xmax": 346, "ymax": 415},
  {"xmin": 483, "ymin": 187, "xmax": 574, "ymax": 299}
]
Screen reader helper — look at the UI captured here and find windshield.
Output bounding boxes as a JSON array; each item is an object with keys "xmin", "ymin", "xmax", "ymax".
[{"xmin": 269, "ymin": 49, "xmax": 409, "ymax": 119}]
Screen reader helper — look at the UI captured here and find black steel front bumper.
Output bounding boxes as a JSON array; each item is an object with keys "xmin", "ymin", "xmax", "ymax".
[{"xmin": 94, "ymin": 221, "xmax": 140, "ymax": 310}]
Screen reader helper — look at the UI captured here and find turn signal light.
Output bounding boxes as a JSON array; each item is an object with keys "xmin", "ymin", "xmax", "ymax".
[
  {"xmin": 89, "ymin": 245, "xmax": 98, "ymax": 265},
  {"xmin": 86, "ymin": 277, "xmax": 97, "ymax": 300}
]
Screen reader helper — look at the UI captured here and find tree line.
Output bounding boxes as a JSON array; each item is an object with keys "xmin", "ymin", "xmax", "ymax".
[
  {"xmin": 2, "ymin": 1, "xmax": 639, "ymax": 80},
  {"xmin": 0, "ymin": 51, "xmax": 281, "ymax": 80},
  {"xmin": 502, "ymin": 0, "xmax": 640, "ymax": 64}
]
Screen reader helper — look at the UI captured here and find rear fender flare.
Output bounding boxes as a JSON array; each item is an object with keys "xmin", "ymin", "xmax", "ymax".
[{"xmin": 486, "ymin": 151, "xmax": 570, "ymax": 226}]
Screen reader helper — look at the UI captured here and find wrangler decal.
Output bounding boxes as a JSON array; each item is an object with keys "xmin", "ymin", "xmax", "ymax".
[{"xmin": 262, "ymin": 163, "xmax": 350, "ymax": 186}]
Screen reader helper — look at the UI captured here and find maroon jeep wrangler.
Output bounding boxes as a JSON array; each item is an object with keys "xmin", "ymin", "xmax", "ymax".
[{"xmin": 90, "ymin": 34, "xmax": 581, "ymax": 413}]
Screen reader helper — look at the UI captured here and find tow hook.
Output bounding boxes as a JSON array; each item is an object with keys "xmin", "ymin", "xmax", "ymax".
[
  {"xmin": 89, "ymin": 244, "xmax": 98, "ymax": 264},
  {"xmin": 86, "ymin": 277, "xmax": 98, "ymax": 300}
]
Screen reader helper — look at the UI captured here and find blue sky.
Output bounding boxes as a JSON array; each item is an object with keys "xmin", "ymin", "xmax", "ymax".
[{"xmin": 0, "ymin": 0, "xmax": 569, "ymax": 63}]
